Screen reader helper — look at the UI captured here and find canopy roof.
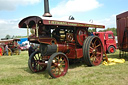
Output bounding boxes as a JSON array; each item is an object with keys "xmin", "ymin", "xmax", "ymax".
[
  {"xmin": 0, "ymin": 39, "xmax": 20, "ymax": 43},
  {"xmin": 19, "ymin": 16, "xmax": 105, "ymax": 29}
]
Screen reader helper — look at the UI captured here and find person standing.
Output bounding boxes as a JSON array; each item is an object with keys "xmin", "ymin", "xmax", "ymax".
[
  {"xmin": 5, "ymin": 45, "xmax": 8, "ymax": 56},
  {"xmin": 28, "ymin": 44, "xmax": 36, "ymax": 70},
  {"xmin": 28, "ymin": 44, "xmax": 35, "ymax": 57}
]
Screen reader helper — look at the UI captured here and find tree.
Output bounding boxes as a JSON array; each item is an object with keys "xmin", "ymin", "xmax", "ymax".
[
  {"xmin": 88, "ymin": 28, "xmax": 96, "ymax": 32},
  {"xmin": 99, "ymin": 27, "xmax": 117, "ymax": 36},
  {"xmin": 12, "ymin": 35, "xmax": 15, "ymax": 39},
  {"xmin": 5, "ymin": 35, "xmax": 11, "ymax": 39}
]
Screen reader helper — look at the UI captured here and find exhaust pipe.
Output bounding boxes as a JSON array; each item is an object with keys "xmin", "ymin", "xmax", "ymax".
[{"xmin": 43, "ymin": 0, "xmax": 52, "ymax": 17}]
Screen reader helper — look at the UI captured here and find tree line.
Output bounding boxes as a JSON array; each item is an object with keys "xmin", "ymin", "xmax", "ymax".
[
  {"xmin": 2, "ymin": 35, "xmax": 27, "ymax": 40},
  {"xmin": 88, "ymin": 27, "xmax": 117, "ymax": 36}
]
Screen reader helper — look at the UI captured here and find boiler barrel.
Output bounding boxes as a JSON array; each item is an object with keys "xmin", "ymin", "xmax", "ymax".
[{"xmin": 40, "ymin": 43, "xmax": 71, "ymax": 56}]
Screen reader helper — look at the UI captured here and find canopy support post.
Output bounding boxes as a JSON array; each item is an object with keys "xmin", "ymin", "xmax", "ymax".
[
  {"xmin": 36, "ymin": 24, "xmax": 39, "ymax": 37},
  {"xmin": 27, "ymin": 25, "xmax": 29, "ymax": 38}
]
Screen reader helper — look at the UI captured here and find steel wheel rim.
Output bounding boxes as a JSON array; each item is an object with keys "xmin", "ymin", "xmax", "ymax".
[
  {"xmin": 30, "ymin": 52, "xmax": 46, "ymax": 72},
  {"xmin": 89, "ymin": 37, "xmax": 103, "ymax": 65},
  {"xmin": 50, "ymin": 54, "xmax": 68, "ymax": 78}
]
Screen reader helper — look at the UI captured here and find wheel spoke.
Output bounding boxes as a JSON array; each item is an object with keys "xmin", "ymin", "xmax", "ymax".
[
  {"xmin": 61, "ymin": 63, "xmax": 65, "ymax": 66},
  {"xmin": 90, "ymin": 54, "xmax": 94, "ymax": 58},
  {"xmin": 60, "ymin": 60, "xmax": 65, "ymax": 65},
  {"xmin": 97, "ymin": 51, "xmax": 101, "ymax": 55},
  {"xmin": 34, "ymin": 56, "xmax": 37, "ymax": 60},
  {"xmin": 89, "ymin": 47, "xmax": 94, "ymax": 53},
  {"xmin": 95, "ymin": 44, "xmax": 101, "ymax": 48},
  {"xmin": 95, "ymin": 57, "xmax": 99, "ymax": 62},
  {"xmin": 92, "ymin": 57, "xmax": 95, "ymax": 63},
  {"xmin": 91, "ymin": 42, "xmax": 95, "ymax": 48},
  {"xmin": 90, "ymin": 46, "xmax": 93, "ymax": 50},
  {"xmin": 51, "ymin": 66, "xmax": 56, "ymax": 73},
  {"xmin": 57, "ymin": 67, "xmax": 61, "ymax": 75},
  {"xmin": 93, "ymin": 39, "xmax": 97, "ymax": 47}
]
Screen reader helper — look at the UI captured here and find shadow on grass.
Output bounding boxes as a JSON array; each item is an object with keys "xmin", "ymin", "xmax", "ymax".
[
  {"xmin": 68, "ymin": 59, "xmax": 88, "ymax": 69},
  {"xmin": 19, "ymin": 61, "xmax": 87, "ymax": 79},
  {"xmin": 19, "ymin": 67, "xmax": 50, "ymax": 78},
  {"xmin": 20, "ymin": 51, "xmax": 128, "ymax": 79}
]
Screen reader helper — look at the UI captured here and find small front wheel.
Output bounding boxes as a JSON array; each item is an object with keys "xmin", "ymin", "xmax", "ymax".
[
  {"xmin": 108, "ymin": 46, "xmax": 115, "ymax": 54},
  {"xmin": 47, "ymin": 52, "xmax": 69, "ymax": 78}
]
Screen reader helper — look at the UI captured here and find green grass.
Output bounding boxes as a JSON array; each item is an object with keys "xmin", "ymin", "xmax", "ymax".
[{"xmin": 0, "ymin": 50, "xmax": 128, "ymax": 85}]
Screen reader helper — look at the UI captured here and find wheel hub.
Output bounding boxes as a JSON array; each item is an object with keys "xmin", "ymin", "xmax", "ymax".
[
  {"xmin": 58, "ymin": 63, "xmax": 61, "ymax": 67},
  {"xmin": 93, "ymin": 49, "xmax": 96, "ymax": 52},
  {"xmin": 92, "ymin": 49, "xmax": 97, "ymax": 55}
]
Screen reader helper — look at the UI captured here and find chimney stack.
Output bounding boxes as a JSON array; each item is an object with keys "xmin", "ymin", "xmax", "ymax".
[{"xmin": 43, "ymin": 0, "xmax": 52, "ymax": 17}]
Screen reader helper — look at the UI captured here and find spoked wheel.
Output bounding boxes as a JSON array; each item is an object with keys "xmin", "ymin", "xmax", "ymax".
[
  {"xmin": 47, "ymin": 52, "xmax": 69, "ymax": 78},
  {"xmin": 83, "ymin": 36, "xmax": 103, "ymax": 66},
  {"xmin": 108, "ymin": 46, "xmax": 115, "ymax": 54},
  {"xmin": 14, "ymin": 49, "xmax": 21, "ymax": 55},
  {"xmin": 8, "ymin": 48, "xmax": 12, "ymax": 56},
  {"xmin": 28, "ymin": 51, "xmax": 47, "ymax": 73}
]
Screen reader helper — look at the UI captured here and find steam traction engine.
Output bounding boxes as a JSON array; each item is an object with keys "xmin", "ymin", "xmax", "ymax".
[
  {"xmin": 19, "ymin": 0, "xmax": 105, "ymax": 78},
  {"xmin": 0, "ymin": 39, "xmax": 21, "ymax": 56}
]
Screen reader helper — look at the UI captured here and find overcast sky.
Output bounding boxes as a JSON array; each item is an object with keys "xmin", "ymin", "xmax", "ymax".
[{"xmin": 0, "ymin": 0, "xmax": 128, "ymax": 38}]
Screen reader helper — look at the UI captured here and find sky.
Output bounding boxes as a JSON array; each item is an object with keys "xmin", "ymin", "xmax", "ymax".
[{"xmin": 0, "ymin": 0, "xmax": 128, "ymax": 38}]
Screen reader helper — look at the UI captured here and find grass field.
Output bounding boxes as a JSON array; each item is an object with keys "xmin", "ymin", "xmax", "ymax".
[{"xmin": 0, "ymin": 50, "xmax": 128, "ymax": 85}]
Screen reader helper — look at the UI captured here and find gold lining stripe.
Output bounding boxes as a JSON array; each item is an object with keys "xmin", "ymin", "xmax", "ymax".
[
  {"xmin": 56, "ymin": 44, "xmax": 58, "ymax": 52},
  {"xmin": 67, "ymin": 44, "xmax": 69, "ymax": 49}
]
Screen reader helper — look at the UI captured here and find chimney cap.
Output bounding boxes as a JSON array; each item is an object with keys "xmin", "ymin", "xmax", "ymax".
[{"xmin": 43, "ymin": 13, "xmax": 52, "ymax": 17}]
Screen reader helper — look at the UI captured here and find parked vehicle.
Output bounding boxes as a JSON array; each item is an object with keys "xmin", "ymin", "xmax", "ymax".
[
  {"xmin": 19, "ymin": 0, "xmax": 105, "ymax": 78},
  {"xmin": 20, "ymin": 44, "xmax": 27, "ymax": 51},
  {"xmin": 22, "ymin": 41, "xmax": 30, "ymax": 49},
  {"xmin": 93, "ymin": 31, "xmax": 117, "ymax": 53}
]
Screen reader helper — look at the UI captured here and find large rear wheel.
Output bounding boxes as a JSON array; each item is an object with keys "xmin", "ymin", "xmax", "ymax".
[
  {"xmin": 28, "ymin": 51, "xmax": 47, "ymax": 73},
  {"xmin": 83, "ymin": 36, "xmax": 103, "ymax": 66},
  {"xmin": 47, "ymin": 52, "xmax": 69, "ymax": 78}
]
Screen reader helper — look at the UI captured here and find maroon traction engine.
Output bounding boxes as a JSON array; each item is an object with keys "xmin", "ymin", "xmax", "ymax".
[{"xmin": 19, "ymin": 0, "xmax": 105, "ymax": 78}]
